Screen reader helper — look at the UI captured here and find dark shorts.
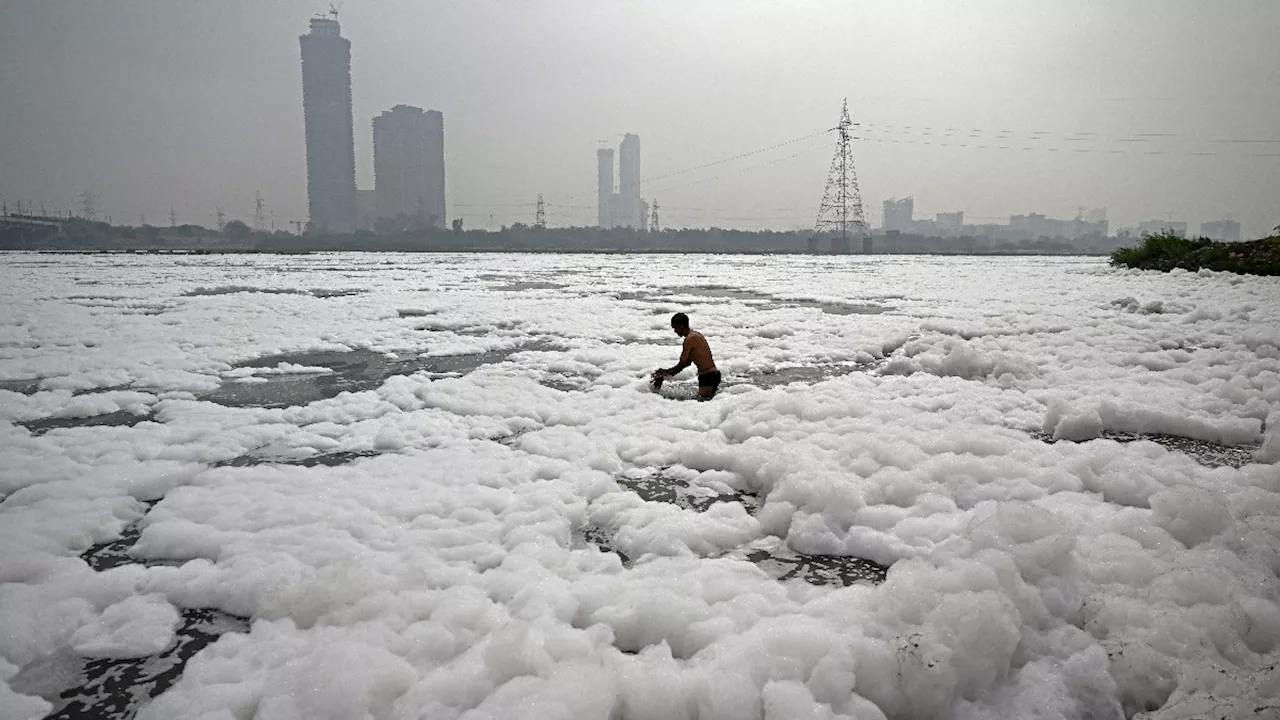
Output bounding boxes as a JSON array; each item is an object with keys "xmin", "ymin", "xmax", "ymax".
[{"xmin": 698, "ymin": 370, "xmax": 722, "ymax": 389}]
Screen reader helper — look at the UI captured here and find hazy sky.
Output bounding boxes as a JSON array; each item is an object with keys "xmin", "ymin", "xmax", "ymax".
[{"xmin": 2, "ymin": 1, "xmax": 1278, "ymax": 236}]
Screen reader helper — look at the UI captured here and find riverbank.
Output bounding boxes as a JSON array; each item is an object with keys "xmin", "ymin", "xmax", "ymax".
[{"xmin": 1111, "ymin": 232, "xmax": 1280, "ymax": 275}]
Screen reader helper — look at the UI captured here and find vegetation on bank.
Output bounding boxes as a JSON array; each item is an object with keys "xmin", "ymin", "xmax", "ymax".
[
  {"xmin": 1, "ymin": 217, "xmax": 1135, "ymax": 256},
  {"xmin": 1110, "ymin": 232, "xmax": 1280, "ymax": 276}
]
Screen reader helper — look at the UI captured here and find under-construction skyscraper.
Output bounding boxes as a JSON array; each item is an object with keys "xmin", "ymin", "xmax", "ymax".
[{"xmin": 300, "ymin": 16, "xmax": 357, "ymax": 232}]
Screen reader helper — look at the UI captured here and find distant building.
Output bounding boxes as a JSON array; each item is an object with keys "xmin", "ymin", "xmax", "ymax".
[
  {"xmin": 597, "ymin": 135, "xmax": 646, "ymax": 229},
  {"xmin": 1200, "ymin": 219, "xmax": 1241, "ymax": 242},
  {"xmin": 1137, "ymin": 220, "xmax": 1188, "ymax": 238},
  {"xmin": 1073, "ymin": 208, "xmax": 1108, "ymax": 239},
  {"xmin": 597, "ymin": 149, "xmax": 614, "ymax": 228},
  {"xmin": 356, "ymin": 190, "xmax": 377, "ymax": 231},
  {"xmin": 883, "ymin": 197, "xmax": 913, "ymax": 233},
  {"xmin": 936, "ymin": 211, "xmax": 964, "ymax": 235},
  {"xmin": 300, "ymin": 17, "xmax": 357, "ymax": 232},
  {"xmin": 372, "ymin": 105, "xmax": 446, "ymax": 228},
  {"xmin": 618, "ymin": 134, "xmax": 643, "ymax": 229}
]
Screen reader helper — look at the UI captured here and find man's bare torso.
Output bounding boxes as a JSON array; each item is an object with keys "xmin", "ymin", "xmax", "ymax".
[{"xmin": 682, "ymin": 330, "xmax": 716, "ymax": 375}]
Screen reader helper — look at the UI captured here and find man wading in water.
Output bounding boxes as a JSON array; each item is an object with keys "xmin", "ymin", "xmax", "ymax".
[{"xmin": 652, "ymin": 313, "xmax": 721, "ymax": 400}]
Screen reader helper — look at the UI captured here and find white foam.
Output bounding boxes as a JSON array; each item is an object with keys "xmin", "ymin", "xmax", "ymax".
[{"xmin": 1, "ymin": 254, "xmax": 1278, "ymax": 719}]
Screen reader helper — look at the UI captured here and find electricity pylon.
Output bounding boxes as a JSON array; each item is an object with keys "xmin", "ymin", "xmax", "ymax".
[
  {"xmin": 814, "ymin": 98, "xmax": 867, "ymax": 253},
  {"xmin": 535, "ymin": 194, "xmax": 546, "ymax": 229}
]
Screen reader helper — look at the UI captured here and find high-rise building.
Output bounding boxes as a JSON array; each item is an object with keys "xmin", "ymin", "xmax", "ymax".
[
  {"xmin": 597, "ymin": 135, "xmax": 646, "ymax": 229},
  {"xmin": 1137, "ymin": 220, "xmax": 1188, "ymax": 238},
  {"xmin": 1200, "ymin": 219, "xmax": 1241, "ymax": 242},
  {"xmin": 373, "ymin": 105, "xmax": 445, "ymax": 227},
  {"xmin": 300, "ymin": 17, "xmax": 357, "ymax": 232},
  {"xmin": 936, "ymin": 211, "xmax": 964, "ymax": 235},
  {"xmin": 597, "ymin": 149, "xmax": 614, "ymax": 228},
  {"xmin": 618, "ymin": 134, "xmax": 642, "ymax": 228},
  {"xmin": 883, "ymin": 197, "xmax": 913, "ymax": 232},
  {"xmin": 356, "ymin": 189, "xmax": 377, "ymax": 231}
]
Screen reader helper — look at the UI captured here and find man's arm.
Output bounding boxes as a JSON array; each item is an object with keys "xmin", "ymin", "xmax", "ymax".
[{"xmin": 658, "ymin": 338, "xmax": 693, "ymax": 376}]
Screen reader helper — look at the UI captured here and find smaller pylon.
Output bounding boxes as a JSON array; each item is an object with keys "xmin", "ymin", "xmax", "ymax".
[
  {"xmin": 253, "ymin": 192, "xmax": 266, "ymax": 231},
  {"xmin": 81, "ymin": 191, "xmax": 98, "ymax": 221},
  {"xmin": 215, "ymin": 207, "xmax": 226, "ymax": 232},
  {"xmin": 650, "ymin": 200, "xmax": 660, "ymax": 232},
  {"xmin": 169, "ymin": 204, "xmax": 178, "ymax": 227},
  {"xmin": 535, "ymin": 194, "xmax": 546, "ymax": 229}
]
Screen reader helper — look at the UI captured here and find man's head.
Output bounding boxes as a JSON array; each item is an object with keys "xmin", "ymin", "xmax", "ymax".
[{"xmin": 671, "ymin": 312, "xmax": 690, "ymax": 337}]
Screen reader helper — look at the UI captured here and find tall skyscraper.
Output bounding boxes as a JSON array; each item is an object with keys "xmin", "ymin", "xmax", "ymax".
[
  {"xmin": 372, "ymin": 105, "xmax": 445, "ymax": 227},
  {"xmin": 300, "ymin": 17, "xmax": 357, "ymax": 232},
  {"xmin": 597, "ymin": 148, "xmax": 615, "ymax": 228},
  {"xmin": 618, "ymin": 134, "xmax": 642, "ymax": 228}
]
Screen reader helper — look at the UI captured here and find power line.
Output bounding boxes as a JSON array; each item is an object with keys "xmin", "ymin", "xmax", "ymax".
[{"xmin": 639, "ymin": 128, "xmax": 832, "ymax": 186}]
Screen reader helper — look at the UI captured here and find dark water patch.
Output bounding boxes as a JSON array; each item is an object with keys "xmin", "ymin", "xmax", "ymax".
[
  {"xmin": 397, "ymin": 308, "xmax": 438, "ymax": 318},
  {"xmin": 610, "ymin": 335, "xmax": 666, "ymax": 346},
  {"xmin": 20, "ymin": 411, "xmax": 154, "ymax": 437},
  {"xmin": 205, "ymin": 341, "xmax": 555, "ymax": 408},
  {"xmin": 493, "ymin": 427, "xmax": 538, "ymax": 447},
  {"xmin": 736, "ymin": 361, "xmax": 881, "ymax": 390},
  {"xmin": 539, "ymin": 374, "xmax": 587, "ymax": 392},
  {"xmin": 1031, "ymin": 430, "xmax": 1259, "ymax": 469},
  {"xmin": 612, "ymin": 290, "xmax": 664, "ymax": 303},
  {"xmin": 183, "ymin": 285, "xmax": 308, "ymax": 297},
  {"xmin": 80, "ymin": 501, "xmax": 160, "ymax": 571},
  {"xmin": 24, "ymin": 608, "xmax": 250, "ymax": 720},
  {"xmin": 0, "ymin": 378, "xmax": 41, "ymax": 395},
  {"xmin": 775, "ymin": 299, "xmax": 892, "ymax": 315},
  {"xmin": 182, "ymin": 286, "xmax": 364, "ymax": 298},
  {"xmin": 495, "ymin": 281, "xmax": 565, "ymax": 292},
  {"xmin": 743, "ymin": 548, "xmax": 888, "ymax": 587},
  {"xmin": 216, "ymin": 449, "xmax": 383, "ymax": 468},
  {"xmin": 664, "ymin": 285, "xmax": 775, "ymax": 303},
  {"xmin": 66, "ymin": 298, "xmax": 170, "ymax": 315},
  {"xmin": 309, "ymin": 288, "xmax": 366, "ymax": 298},
  {"xmin": 70, "ymin": 385, "xmax": 135, "ymax": 397},
  {"xmin": 615, "ymin": 468, "xmax": 761, "ymax": 515},
  {"xmin": 611, "ymin": 467, "xmax": 889, "ymax": 586},
  {"xmin": 615, "ymin": 286, "xmax": 895, "ymax": 315},
  {"xmin": 576, "ymin": 522, "xmax": 633, "ymax": 567}
]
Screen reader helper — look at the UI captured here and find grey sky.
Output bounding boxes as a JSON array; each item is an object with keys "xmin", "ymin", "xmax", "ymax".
[{"xmin": 2, "ymin": 1, "xmax": 1278, "ymax": 237}]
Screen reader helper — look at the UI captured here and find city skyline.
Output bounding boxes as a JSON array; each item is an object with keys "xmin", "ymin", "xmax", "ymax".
[{"xmin": 1, "ymin": 2, "xmax": 1278, "ymax": 237}]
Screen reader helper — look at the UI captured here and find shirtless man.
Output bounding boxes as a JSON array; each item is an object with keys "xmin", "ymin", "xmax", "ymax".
[{"xmin": 652, "ymin": 313, "xmax": 721, "ymax": 400}]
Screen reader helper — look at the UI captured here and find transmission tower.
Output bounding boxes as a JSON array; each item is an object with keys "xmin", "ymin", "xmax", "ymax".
[
  {"xmin": 253, "ymin": 191, "xmax": 266, "ymax": 231},
  {"xmin": 215, "ymin": 206, "xmax": 226, "ymax": 232},
  {"xmin": 169, "ymin": 205, "xmax": 178, "ymax": 227},
  {"xmin": 650, "ymin": 200, "xmax": 660, "ymax": 232},
  {"xmin": 535, "ymin": 194, "xmax": 546, "ymax": 229},
  {"xmin": 80, "ymin": 191, "xmax": 98, "ymax": 221},
  {"xmin": 813, "ymin": 98, "xmax": 867, "ymax": 253}
]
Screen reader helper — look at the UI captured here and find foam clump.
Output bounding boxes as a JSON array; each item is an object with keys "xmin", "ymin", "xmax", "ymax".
[{"xmin": 71, "ymin": 593, "xmax": 181, "ymax": 659}]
